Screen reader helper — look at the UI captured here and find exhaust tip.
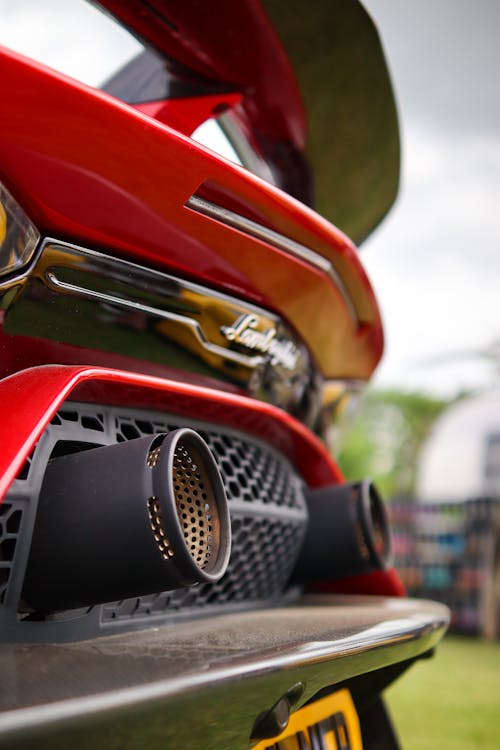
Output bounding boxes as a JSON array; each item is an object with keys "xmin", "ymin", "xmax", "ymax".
[
  {"xmin": 293, "ymin": 480, "xmax": 393, "ymax": 584},
  {"xmin": 354, "ymin": 481, "xmax": 392, "ymax": 570},
  {"xmin": 22, "ymin": 429, "xmax": 231, "ymax": 612},
  {"xmin": 150, "ymin": 428, "xmax": 231, "ymax": 583}
]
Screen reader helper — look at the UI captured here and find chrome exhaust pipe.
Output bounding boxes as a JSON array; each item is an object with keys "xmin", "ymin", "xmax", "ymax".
[
  {"xmin": 22, "ymin": 429, "xmax": 231, "ymax": 612},
  {"xmin": 293, "ymin": 480, "xmax": 392, "ymax": 583}
]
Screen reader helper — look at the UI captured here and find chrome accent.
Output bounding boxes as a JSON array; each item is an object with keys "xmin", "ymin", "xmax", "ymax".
[
  {"xmin": 186, "ymin": 194, "xmax": 358, "ymax": 322},
  {"xmin": 220, "ymin": 313, "xmax": 300, "ymax": 371},
  {"xmin": 43, "ymin": 267, "xmax": 263, "ymax": 369},
  {"xmin": 1, "ymin": 239, "xmax": 318, "ymax": 419},
  {"xmin": 0, "ymin": 237, "xmax": 366, "ymax": 430}
]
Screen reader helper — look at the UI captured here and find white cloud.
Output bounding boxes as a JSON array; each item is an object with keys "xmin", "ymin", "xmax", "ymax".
[
  {"xmin": 363, "ymin": 123, "xmax": 500, "ymax": 397},
  {"xmin": 0, "ymin": 0, "xmax": 142, "ymax": 87},
  {"xmin": 362, "ymin": 1, "xmax": 500, "ymax": 397}
]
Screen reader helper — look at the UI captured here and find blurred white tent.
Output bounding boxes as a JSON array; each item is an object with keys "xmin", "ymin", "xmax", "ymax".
[{"xmin": 418, "ymin": 390, "xmax": 500, "ymax": 501}]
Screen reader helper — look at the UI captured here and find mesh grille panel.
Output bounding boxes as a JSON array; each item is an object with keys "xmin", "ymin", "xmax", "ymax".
[
  {"xmin": 116, "ymin": 416, "xmax": 302, "ymax": 509},
  {"xmin": 104, "ymin": 409, "xmax": 307, "ymax": 621},
  {"xmin": 0, "ymin": 501, "xmax": 24, "ymax": 604},
  {"xmin": 102, "ymin": 515, "xmax": 304, "ymax": 620},
  {"xmin": 2, "ymin": 402, "xmax": 307, "ymax": 636}
]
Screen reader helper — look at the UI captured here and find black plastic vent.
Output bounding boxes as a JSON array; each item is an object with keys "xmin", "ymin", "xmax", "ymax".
[{"xmin": 0, "ymin": 501, "xmax": 24, "ymax": 604}]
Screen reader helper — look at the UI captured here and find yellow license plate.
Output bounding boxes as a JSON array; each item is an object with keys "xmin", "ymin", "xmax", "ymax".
[{"xmin": 253, "ymin": 689, "xmax": 362, "ymax": 750}]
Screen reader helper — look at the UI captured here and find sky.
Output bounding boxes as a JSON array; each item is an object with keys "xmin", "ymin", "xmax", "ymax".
[
  {"xmin": 0, "ymin": 0, "xmax": 142, "ymax": 83},
  {"xmin": 362, "ymin": 0, "xmax": 500, "ymax": 397},
  {"xmin": 1, "ymin": 0, "xmax": 498, "ymax": 398}
]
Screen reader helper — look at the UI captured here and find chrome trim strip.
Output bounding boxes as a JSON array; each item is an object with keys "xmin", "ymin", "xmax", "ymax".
[
  {"xmin": 0, "ymin": 238, "xmax": 366, "ymax": 429},
  {"xmin": 186, "ymin": 194, "xmax": 358, "ymax": 322},
  {"xmin": 2, "ymin": 239, "xmax": 321, "ymax": 420},
  {"xmin": 39, "ymin": 239, "xmax": 276, "ymax": 318},
  {"xmin": 0, "ymin": 598, "xmax": 449, "ymax": 743},
  {"xmin": 44, "ymin": 269, "xmax": 263, "ymax": 370}
]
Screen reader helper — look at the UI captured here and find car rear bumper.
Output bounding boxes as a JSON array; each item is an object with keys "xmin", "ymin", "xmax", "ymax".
[{"xmin": 0, "ymin": 595, "xmax": 449, "ymax": 748}]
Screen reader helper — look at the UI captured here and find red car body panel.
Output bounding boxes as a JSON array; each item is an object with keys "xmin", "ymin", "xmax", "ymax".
[
  {"xmin": 0, "ymin": 47, "xmax": 382, "ymax": 381},
  {"xmin": 0, "ymin": 364, "xmax": 342, "ymax": 502},
  {"xmin": 133, "ymin": 93, "xmax": 244, "ymax": 136}
]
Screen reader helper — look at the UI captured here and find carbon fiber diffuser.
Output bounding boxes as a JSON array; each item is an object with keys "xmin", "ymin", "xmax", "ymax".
[{"xmin": 22, "ymin": 429, "xmax": 231, "ymax": 612}]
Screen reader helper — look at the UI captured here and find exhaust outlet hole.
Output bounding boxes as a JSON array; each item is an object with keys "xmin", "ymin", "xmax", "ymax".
[{"xmin": 147, "ymin": 496, "xmax": 174, "ymax": 560}]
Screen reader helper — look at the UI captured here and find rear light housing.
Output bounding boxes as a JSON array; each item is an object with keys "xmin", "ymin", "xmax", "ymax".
[{"xmin": 0, "ymin": 181, "xmax": 39, "ymax": 277}]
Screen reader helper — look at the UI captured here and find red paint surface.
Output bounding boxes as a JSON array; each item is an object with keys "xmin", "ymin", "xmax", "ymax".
[
  {"xmin": 134, "ymin": 92, "xmax": 242, "ymax": 136},
  {"xmin": 0, "ymin": 365, "xmax": 343, "ymax": 503},
  {"xmin": 311, "ymin": 568, "xmax": 406, "ymax": 597},
  {"xmin": 0, "ymin": 329, "xmax": 246, "ymax": 393},
  {"xmin": 0, "ymin": 46, "xmax": 382, "ymax": 380}
]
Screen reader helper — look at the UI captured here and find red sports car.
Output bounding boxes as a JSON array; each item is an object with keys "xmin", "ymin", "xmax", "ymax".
[{"xmin": 0, "ymin": 2, "xmax": 448, "ymax": 748}]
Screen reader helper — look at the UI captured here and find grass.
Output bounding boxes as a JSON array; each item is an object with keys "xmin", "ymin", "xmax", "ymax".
[{"xmin": 386, "ymin": 635, "xmax": 500, "ymax": 749}]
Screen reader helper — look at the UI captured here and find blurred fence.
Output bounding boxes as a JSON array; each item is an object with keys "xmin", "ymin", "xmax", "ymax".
[{"xmin": 389, "ymin": 498, "xmax": 500, "ymax": 638}]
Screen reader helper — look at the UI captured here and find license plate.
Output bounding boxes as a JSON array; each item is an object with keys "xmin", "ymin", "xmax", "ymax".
[{"xmin": 253, "ymin": 689, "xmax": 362, "ymax": 750}]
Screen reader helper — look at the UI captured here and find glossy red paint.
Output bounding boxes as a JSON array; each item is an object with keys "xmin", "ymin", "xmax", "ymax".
[
  {"xmin": 311, "ymin": 568, "xmax": 406, "ymax": 598},
  {"xmin": 133, "ymin": 92, "xmax": 242, "ymax": 136},
  {"xmin": 0, "ymin": 46, "xmax": 383, "ymax": 381},
  {"xmin": 0, "ymin": 365, "xmax": 343, "ymax": 503},
  {"xmin": 99, "ymin": 0, "xmax": 307, "ymax": 148}
]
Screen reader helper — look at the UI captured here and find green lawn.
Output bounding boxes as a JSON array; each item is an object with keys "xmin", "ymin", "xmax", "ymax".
[{"xmin": 386, "ymin": 635, "xmax": 500, "ymax": 750}]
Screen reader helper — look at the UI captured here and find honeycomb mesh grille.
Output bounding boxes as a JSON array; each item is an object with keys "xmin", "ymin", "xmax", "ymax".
[
  {"xmin": 116, "ymin": 416, "xmax": 302, "ymax": 509},
  {"xmin": 0, "ymin": 501, "xmax": 23, "ymax": 604},
  {"xmin": 2, "ymin": 403, "xmax": 307, "ymax": 631},
  {"xmin": 102, "ymin": 515, "xmax": 305, "ymax": 620}
]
